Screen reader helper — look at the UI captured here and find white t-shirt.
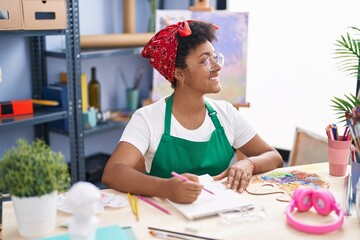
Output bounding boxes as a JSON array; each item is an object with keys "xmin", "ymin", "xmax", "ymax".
[{"xmin": 120, "ymin": 96, "xmax": 256, "ymax": 173}]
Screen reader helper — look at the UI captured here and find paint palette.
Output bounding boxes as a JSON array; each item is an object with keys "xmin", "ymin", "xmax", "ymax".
[
  {"xmin": 57, "ymin": 192, "xmax": 127, "ymax": 214},
  {"xmin": 246, "ymin": 170, "xmax": 329, "ymax": 202}
]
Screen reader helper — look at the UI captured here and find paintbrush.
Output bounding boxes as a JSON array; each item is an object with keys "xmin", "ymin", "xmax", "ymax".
[
  {"xmin": 118, "ymin": 67, "xmax": 129, "ymax": 89},
  {"xmin": 134, "ymin": 67, "xmax": 145, "ymax": 90}
]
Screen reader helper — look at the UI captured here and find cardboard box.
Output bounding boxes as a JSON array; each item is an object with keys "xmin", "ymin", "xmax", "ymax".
[
  {"xmin": 0, "ymin": 0, "xmax": 23, "ymax": 30},
  {"xmin": 22, "ymin": 0, "xmax": 67, "ymax": 30}
]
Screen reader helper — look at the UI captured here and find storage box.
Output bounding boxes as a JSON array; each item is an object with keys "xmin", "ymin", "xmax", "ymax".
[
  {"xmin": 0, "ymin": 0, "xmax": 66, "ymax": 30},
  {"xmin": 42, "ymin": 84, "xmax": 68, "ymax": 110},
  {"xmin": 42, "ymin": 84, "xmax": 69, "ymax": 131},
  {"xmin": 22, "ymin": 0, "xmax": 67, "ymax": 30},
  {"xmin": 0, "ymin": 0, "xmax": 23, "ymax": 30},
  {"xmin": 0, "ymin": 100, "xmax": 33, "ymax": 118}
]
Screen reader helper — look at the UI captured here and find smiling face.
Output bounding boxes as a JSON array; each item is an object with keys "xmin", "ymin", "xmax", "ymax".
[{"xmin": 175, "ymin": 40, "xmax": 223, "ymax": 95}]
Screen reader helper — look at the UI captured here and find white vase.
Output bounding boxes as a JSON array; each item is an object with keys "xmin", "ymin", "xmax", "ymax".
[{"xmin": 12, "ymin": 191, "xmax": 58, "ymax": 238}]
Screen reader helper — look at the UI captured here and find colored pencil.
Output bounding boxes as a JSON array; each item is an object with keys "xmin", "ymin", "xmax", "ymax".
[
  {"xmin": 341, "ymin": 126, "xmax": 348, "ymax": 141},
  {"xmin": 171, "ymin": 171, "xmax": 215, "ymax": 195},
  {"xmin": 138, "ymin": 195, "xmax": 171, "ymax": 215},
  {"xmin": 134, "ymin": 195, "xmax": 139, "ymax": 221},
  {"xmin": 127, "ymin": 192, "xmax": 135, "ymax": 213},
  {"xmin": 127, "ymin": 192, "xmax": 140, "ymax": 221},
  {"xmin": 331, "ymin": 123, "xmax": 338, "ymax": 140}
]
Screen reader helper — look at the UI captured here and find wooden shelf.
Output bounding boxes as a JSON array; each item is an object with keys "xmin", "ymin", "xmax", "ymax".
[{"xmin": 46, "ymin": 47, "xmax": 143, "ymax": 60}]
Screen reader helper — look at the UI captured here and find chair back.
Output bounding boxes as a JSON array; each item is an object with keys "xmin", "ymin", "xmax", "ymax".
[{"xmin": 288, "ymin": 127, "xmax": 328, "ymax": 166}]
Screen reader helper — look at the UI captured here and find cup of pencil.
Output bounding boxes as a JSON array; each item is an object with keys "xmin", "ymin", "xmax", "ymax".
[
  {"xmin": 126, "ymin": 88, "xmax": 139, "ymax": 111},
  {"xmin": 326, "ymin": 124, "xmax": 351, "ymax": 177}
]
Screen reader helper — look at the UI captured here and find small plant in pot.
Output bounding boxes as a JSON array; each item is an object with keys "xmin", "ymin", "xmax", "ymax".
[{"xmin": 0, "ymin": 138, "xmax": 70, "ymax": 238}]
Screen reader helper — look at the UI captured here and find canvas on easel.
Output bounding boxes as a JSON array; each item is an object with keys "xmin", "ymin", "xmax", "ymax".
[{"xmin": 151, "ymin": 9, "xmax": 249, "ymax": 107}]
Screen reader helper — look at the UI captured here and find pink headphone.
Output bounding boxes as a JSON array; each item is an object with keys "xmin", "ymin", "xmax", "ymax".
[{"xmin": 286, "ymin": 187, "xmax": 344, "ymax": 234}]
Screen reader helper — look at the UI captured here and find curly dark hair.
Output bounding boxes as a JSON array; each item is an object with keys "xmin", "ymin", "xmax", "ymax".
[{"xmin": 172, "ymin": 21, "xmax": 217, "ymax": 88}]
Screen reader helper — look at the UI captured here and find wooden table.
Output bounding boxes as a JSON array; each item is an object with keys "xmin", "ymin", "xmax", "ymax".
[{"xmin": 2, "ymin": 163, "xmax": 360, "ymax": 240}]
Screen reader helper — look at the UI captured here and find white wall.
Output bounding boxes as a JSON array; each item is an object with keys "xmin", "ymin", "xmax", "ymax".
[{"xmin": 228, "ymin": 0, "xmax": 360, "ymax": 150}]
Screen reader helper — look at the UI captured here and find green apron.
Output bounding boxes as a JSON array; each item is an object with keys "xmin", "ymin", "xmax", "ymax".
[{"xmin": 149, "ymin": 94, "xmax": 234, "ymax": 178}]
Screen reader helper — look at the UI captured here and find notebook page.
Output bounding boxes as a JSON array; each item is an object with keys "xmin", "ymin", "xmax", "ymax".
[{"xmin": 167, "ymin": 174, "xmax": 253, "ymax": 220}]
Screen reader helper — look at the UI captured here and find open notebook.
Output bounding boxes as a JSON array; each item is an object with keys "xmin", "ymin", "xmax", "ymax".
[{"xmin": 167, "ymin": 174, "xmax": 254, "ymax": 220}]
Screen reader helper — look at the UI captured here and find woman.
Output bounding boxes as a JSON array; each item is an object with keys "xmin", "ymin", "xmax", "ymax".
[{"xmin": 102, "ymin": 20, "xmax": 283, "ymax": 204}]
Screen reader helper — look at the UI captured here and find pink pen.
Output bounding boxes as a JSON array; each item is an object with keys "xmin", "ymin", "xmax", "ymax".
[
  {"xmin": 171, "ymin": 171, "xmax": 215, "ymax": 195},
  {"xmin": 138, "ymin": 195, "xmax": 171, "ymax": 215}
]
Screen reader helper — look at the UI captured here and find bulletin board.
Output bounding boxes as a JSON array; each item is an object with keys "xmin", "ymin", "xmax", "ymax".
[{"xmin": 151, "ymin": 10, "xmax": 249, "ymax": 106}]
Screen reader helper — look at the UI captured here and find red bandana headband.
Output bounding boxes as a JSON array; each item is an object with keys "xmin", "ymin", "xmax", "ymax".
[{"xmin": 141, "ymin": 20, "xmax": 218, "ymax": 83}]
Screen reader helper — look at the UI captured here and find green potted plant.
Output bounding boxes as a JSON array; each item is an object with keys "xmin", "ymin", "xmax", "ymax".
[
  {"xmin": 331, "ymin": 27, "xmax": 360, "ymax": 119},
  {"xmin": 334, "ymin": 26, "xmax": 360, "ymax": 95},
  {"xmin": 0, "ymin": 138, "xmax": 70, "ymax": 238},
  {"xmin": 331, "ymin": 93, "xmax": 360, "ymax": 123}
]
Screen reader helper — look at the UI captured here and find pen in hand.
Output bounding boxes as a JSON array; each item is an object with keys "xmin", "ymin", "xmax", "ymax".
[{"xmin": 171, "ymin": 171, "xmax": 215, "ymax": 195}]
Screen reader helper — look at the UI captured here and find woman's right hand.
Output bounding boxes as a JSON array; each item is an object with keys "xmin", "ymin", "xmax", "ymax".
[{"xmin": 165, "ymin": 173, "xmax": 203, "ymax": 204}]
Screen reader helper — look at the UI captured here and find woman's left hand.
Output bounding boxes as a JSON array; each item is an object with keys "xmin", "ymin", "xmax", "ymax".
[{"xmin": 213, "ymin": 160, "xmax": 254, "ymax": 193}]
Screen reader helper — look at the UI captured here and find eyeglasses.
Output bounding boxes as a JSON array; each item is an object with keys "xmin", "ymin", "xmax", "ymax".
[{"xmin": 204, "ymin": 52, "xmax": 225, "ymax": 72}]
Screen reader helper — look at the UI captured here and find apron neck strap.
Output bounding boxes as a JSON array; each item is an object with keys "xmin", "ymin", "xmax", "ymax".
[
  {"xmin": 204, "ymin": 100, "xmax": 222, "ymax": 128},
  {"xmin": 164, "ymin": 95, "xmax": 222, "ymax": 135},
  {"xmin": 164, "ymin": 94, "xmax": 173, "ymax": 135}
]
